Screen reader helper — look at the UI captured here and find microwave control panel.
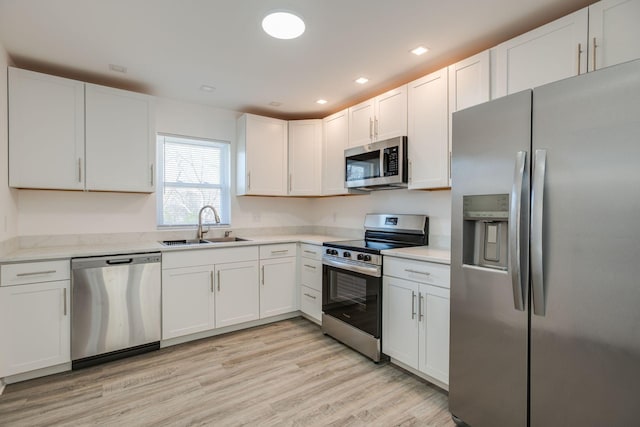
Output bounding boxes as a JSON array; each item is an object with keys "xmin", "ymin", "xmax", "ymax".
[{"xmin": 383, "ymin": 147, "xmax": 399, "ymax": 176}]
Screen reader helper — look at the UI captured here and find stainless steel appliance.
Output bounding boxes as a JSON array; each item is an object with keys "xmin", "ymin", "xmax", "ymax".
[
  {"xmin": 71, "ymin": 253, "xmax": 161, "ymax": 369},
  {"xmin": 322, "ymin": 213, "xmax": 428, "ymax": 362},
  {"xmin": 344, "ymin": 136, "xmax": 408, "ymax": 190},
  {"xmin": 450, "ymin": 59, "xmax": 640, "ymax": 427}
]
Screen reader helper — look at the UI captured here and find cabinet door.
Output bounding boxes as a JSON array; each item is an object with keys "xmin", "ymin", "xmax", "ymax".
[
  {"xmin": 322, "ymin": 109, "xmax": 349, "ymax": 195},
  {"xmin": 85, "ymin": 84, "xmax": 155, "ymax": 192},
  {"xmin": 0, "ymin": 281, "xmax": 70, "ymax": 377},
  {"xmin": 162, "ymin": 266, "xmax": 215, "ymax": 339},
  {"xmin": 382, "ymin": 276, "xmax": 420, "ymax": 369},
  {"xmin": 418, "ymin": 284, "xmax": 450, "ymax": 385},
  {"xmin": 495, "ymin": 8, "xmax": 588, "ymax": 97},
  {"xmin": 288, "ymin": 119, "xmax": 322, "ymax": 196},
  {"xmin": 242, "ymin": 114, "xmax": 288, "ymax": 196},
  {"xmin": 300, "ymin": 285, "xmax": 322, "ymax": 322},
  {"xmin": 589, "ymin": 0, "xmax": 640, "ymax": 71},
  {"xmin": 215, "ymin": 261, "xmax": 260, "ymax": 328},
  {"xmin": 408, "ymin": 68, "xmax": 449, "ymax": 190},
  {"xmin": 375, "ymin": 85, "xmax": 407, "ymax": 141},
  {"xmin": 8, "ymin": 67, "xmax": 85, "ymax": 190},
  {"xmin": 260, "ymin": 257, "xmax": 297, "ymax": 318},
  {"xmin": 348, "ymin": 99, "xmax": 374, "ymax": 146}
]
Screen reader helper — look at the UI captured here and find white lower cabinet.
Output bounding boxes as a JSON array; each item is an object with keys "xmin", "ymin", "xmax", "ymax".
[
  {"xmin": 382, "ymin": 257, "xmax": 450, "ymax": 386},
  {"xmin": 299, "ymin": 243, "xmax": 323, "ymax": 323},
  {"xmin": 0, "ymin": 261, "xmax": 71, "ymax": 377},
  {"xmin": 215, "ymin": 261, "xmax": 259, "ymax": 328},
  {"xmin": 260, "ymin": 243, "xmax": 298, "ymax": 318}
]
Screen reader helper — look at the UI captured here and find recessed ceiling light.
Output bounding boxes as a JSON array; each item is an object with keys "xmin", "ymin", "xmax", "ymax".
[
  {"xmin": 355, "ymin": 77, "xmax": 369, "ymax": 84},
  {"xmin": 262, "ymin": 11, "xmax": 305, "ymax": 39},
  {"xmin": 269, "ymin": 101, "xmax": 283, "ymax": 107},
  {"xmin": 316, "ymin": 99, "xmax": 328, "ymax": 105},
  {"xmin": 200, "ymin": 85, "xmax": 216, "ymax": 92},
  {"xmin": 108, "ymin": 64, "xmax": 127, "ymax": 73},
  {"xmin": 411, "ymin": 46, "xmax": 429, "ymax": 56}
]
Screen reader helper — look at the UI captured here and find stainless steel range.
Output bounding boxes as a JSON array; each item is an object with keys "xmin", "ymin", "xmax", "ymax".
[{"xmin": 322, "ymin": 213, "xmax": 428, "ymax": 362}]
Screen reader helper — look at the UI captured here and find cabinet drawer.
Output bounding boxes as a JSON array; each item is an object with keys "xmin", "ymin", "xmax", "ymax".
[
  {"xmin": 300, "ymin": 285, "xmax": 322, "ymax": 322},
  {"xmin": 260, "ymin": 243, "xmax": 297, "ymax": 259},
  {"xmin": 300, "ymin": 243, "xmax": 322, "ymax": 261},
  {"xmin": 162, "ymin": 246, "xmax": 259, "ymax": 269},
  {"xmin": 1, "ymin": 260, "xmax": 70, "ymax": 286},
  {"xmin": 384, "ymin": 257, "xmax": 450, "ymax": 289},
  {"xmin": 300, "ymin": 258, "xmax": 322, "ymax": 292}
]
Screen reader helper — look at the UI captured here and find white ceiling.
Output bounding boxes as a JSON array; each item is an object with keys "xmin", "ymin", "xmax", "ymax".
[{"xmin": 0, "ymin": 0, "xmax": 595, "ymax": 119}]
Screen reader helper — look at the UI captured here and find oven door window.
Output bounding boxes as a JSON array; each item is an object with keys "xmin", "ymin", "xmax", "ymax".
[
  {"xmin": 346, "ymin": 150, "xmax": 380, "ymax": 181},
  {"xmin": 323, "ymin": 265, "xmax": 380, "ymax": 337}
]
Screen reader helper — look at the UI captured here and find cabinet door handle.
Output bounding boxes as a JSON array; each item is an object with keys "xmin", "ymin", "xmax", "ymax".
[
  {"xmin": 592, "ymin": 37, "xmax": 598, "ymax": 72},
  {"xmin": 408, "ymin": 159, "xmax": 412, "ymax": 183},
  {"xmin": 78, "ymin": 158, "xmax": 82, "ymax": 183},
  {"xmin": 304, "ymin": 264, "xmax": 316, "ymax": 269},
  {"xmin": 369, "ymin": 117, "xmax": 373, "ymax": 140},
  {"xmin": 374, "ymin": 117, "xmax": 379, "ymax": 138},
  {"xmin": 303, "ymin": 250, "xmax": 317, "ymax": 255},
  {"xmin": 210, "ymin": 271, "xmax": 215, "ymax": 293},
  {"xmin": 411, "ymin": 291, "xmax": 416, "ymax": 319},
  {"xmin": 63, "ymin": 287, "xmax": 67, "ymax": 316},
  {"xmin": 577, "ymin": 43, "xmax": 583, "ymax": 75},
  {"xmin": 247, "ymin": 172, "xmax": 251, "ymax": 190},
  {"xmin": 418, "ymin": 292, "xmax": 424, "ymax": 321},
  {"xmin": 261, "ymin": 265, "xmax": 265, "ymax": 285},
  {"xmin": 217, "ymin": 270, "xmax": 221, "ymax": 292},
  {"xmin": 304, "ymin": 293, "xmax": 317, "ymax": 300},
  {"xmin": 150, "ymin": 164, "xmax": 154, "ymax": 187},
  {"xmin": 16, "ymin": 270, "xmax": 57, "ymax": 277},
  {"xmin": 405, "ymin": 269, "xmax": 431, "ymax": 276}
]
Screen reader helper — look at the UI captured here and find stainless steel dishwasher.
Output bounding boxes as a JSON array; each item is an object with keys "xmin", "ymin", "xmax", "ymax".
[{"xmin": 71, "ymin": 253, "xmax": 161, "ymax": 369}]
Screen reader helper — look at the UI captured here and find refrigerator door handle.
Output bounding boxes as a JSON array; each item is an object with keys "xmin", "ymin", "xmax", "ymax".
[
  {"xmin": 531, "ymin": 149, "xmax": 547, "ymax": 316},
  {"xmin": 509, "ymin": 151, "xmax": 527, "ymax": 311}
]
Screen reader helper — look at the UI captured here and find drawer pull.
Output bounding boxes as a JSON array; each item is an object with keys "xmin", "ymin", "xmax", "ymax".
[
  {"xmin": 271, "ymin": 250, "xmax": 289, "ymax": 255},
  {"xmin": 304, "ymin": 264, "xmax": 316, "ymax": 269},
  {"xmin": 16, "ymin": 270, "xmax": 57, "ymax": 277},
  {"xmin": 405, "ymin": 269, "xmax": 431, "ymax": 276},
  {"xmin": 303, "ymin": 250, "xmax": 317, "ymax": 255},
  {"xmin": 304, "ymin": 293, "xmax": 317, "ymax": 300}
]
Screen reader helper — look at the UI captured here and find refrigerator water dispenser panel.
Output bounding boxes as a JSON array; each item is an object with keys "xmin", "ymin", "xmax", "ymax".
[{"xmin": 463, "ymin": 194, "xmax": 509, "ymax": 270}]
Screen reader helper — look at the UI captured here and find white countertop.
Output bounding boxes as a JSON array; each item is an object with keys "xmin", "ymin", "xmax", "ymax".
[{"xmin": 381, "ymin": 246, "xmax": 451, "ymax": 265}]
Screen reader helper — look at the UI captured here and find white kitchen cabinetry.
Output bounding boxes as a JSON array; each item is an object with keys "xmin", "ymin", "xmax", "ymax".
[
  {"xmin": 259, "ymin": 244, "xmax": 297, "ymax": 318},
  {"xmin": 0, "ymin": 260, "xmax": 71, "ymax": 377},
  {"xmin": 322, "ymin": 109, "xmax": 350, "ymax": 195},
  {"xmin": 407, "ymin": 68, "xmax": 449, "ymax": 190},
  {"xmin": 214, "ymin": 261, "xmax": 260, "ymax": 328},
  {"xmin": 588, "ymin": 0, "xmax": 640, "ymax": 71},
  {"xmin": 237, "ymin": 113, "xmax": 288, "ymax": 196},
  {"xmin": 85, "ymin": 84, "xmax": 155, "ymax": 192},
  {"xmin": 288, "ymin": 119, "xmax": 322, "ymax": 196},
  {"xmin": 348, "ymin": 85, "xmax": 407, "ymax": 146},
  {"xmin": 8, "ymin": 67, "xmax": 155, "ymax": 193},
  {"xmin": 299, "ymin": 243, "xmax": 322, "ymax": 323},
  {"xmin": 382, "ymin": 256, "xmax": 450, "ymax": 387},
  {"xmin": 8, "ymin": 67, "xmax": 85, "ymax": 190},
  {"xmin": 495, "ymin": 8, "xmax": 588, "ymax": 97}
]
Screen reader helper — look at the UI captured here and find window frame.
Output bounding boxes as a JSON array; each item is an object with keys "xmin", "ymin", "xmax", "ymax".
[{"xmin": 156, "ymin": 133, "xmax": 231, "ymax": 228}]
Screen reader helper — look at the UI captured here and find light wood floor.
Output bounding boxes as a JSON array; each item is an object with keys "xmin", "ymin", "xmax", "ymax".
[{"xmin": 0, "ymin": 317, "xmax": 455, "ymax": 426}]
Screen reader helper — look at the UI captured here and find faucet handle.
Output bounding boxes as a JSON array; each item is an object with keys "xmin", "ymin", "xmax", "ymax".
[{"xmin": 224, "ymin": 230, "xmax": 232, "ymax": 238}]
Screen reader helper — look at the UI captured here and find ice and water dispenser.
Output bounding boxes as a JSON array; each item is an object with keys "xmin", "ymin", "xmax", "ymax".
[{"xmin": 462, "ymin": 194, "xmax": 509, "ymax": 270}]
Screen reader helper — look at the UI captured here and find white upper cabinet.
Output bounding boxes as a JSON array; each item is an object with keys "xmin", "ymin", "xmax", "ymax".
[
  {"xmin": 348, "ymin": 85, "xmax": 407, "ymax": 146},
  {"xmin": 588, "ymin": 0, "xmax": 640, "ymax": 71},
  {"xmin": 495, "ymin": 8, "xmax": 588, "ymax": 97},
  {"xmin": 407, "ymin": 68, "xmax": 449, "ymax": 190},
  {"xmin": 237, "ymin": 113, "xmax": 288, "ymax": 196},
  {"xmin": 322, "ymin": 109, "xmax": 349, "ymax": 196},
  {"xmin": 8, "ymin": 67, "xmax": 85, "ymax": 190},
  {"xmin": 85, "ymin": 84, "xmax": 155, "ymax": 192},
  {"xmin": 288, "ymin": 119, "xmax": 322, "ymax": 196}
]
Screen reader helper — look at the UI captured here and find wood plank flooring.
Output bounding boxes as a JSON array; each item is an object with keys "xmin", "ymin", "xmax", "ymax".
[{"xmin": 0, "ymin": 317, "xmax": 455, "ymax": 426}]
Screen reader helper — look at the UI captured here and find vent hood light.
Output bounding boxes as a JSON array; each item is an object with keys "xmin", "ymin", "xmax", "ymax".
[
  {"xmin": 411, "ymin": 46, "xmax": 429, "ymax": 56},
  {"xmin": 355, "ymin": 77, "xmax": 369, "ymax": 84},
  {"xmin": 262, "ymin": 12, "xmax": 305, "ymax": 39}
]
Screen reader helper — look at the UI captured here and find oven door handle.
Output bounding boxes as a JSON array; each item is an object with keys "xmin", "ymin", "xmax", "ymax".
[{"xmin": 322, "ymin": 257, "xmax": 381, "ymax": 277}]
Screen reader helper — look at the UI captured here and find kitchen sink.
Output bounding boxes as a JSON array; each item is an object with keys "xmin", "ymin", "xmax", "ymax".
[{"xmin": 160, "ymin": 237, "xmax": 249, "ymax": 246}]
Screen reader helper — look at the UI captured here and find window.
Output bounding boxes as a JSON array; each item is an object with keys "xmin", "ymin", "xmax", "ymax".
[{"xmin": 156, "ymin": 134, "xmax": 230, "ymax": 227}]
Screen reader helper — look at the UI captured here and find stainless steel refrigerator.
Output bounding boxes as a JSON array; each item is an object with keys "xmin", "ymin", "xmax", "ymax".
[{"xmin": 449, "ymin": 59, "xmax": 640, "ymax": 427}]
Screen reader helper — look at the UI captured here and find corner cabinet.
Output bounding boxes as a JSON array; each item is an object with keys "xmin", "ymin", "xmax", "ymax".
[
  {"xmin": 8, "ymin": 67, "xmax": 156, "ymax": 193},
  {"xmin": 348, "ymin": 85, "xmax": 407, "ymax": 146},
  {"xmin": 382, "ymin": 256, "xmax": 450, "ymax": 388},
  {"xmin": 288, "ymin": 119, "xmax": 322, "ymax": 196},
  {"xmin": 0, "ymin": 260, "xmax": 71, "ymax": 377},
  {"xmin": 322, "ymin": 109, "xmax": 350, "ymax": 196},
  {"xmin": 237, "ymin": 113, "xmax": 288, "ymax": 196}
]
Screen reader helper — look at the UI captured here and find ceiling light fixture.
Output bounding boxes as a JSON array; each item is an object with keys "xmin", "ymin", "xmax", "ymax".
[
  {"xmin": 108, "ymin": 64, "xmax": 127, "ymax": 73},
  {"xmin": 200, "ymin": 85, "xmax": 216, "ymax": 92},
  {"xmin": 269, "ymin": 101, "xmax": 283, "ymax": 107},
  {"xmin": 316, "ymin": 99, "xmax": 328, "ymax": 105},
  {"xmin": 262, "ymin": 11, "xmax": 305, "ymax": 39},
  {"xmin": 355, "ymin": 77, "xmax": 369, "ymax": 84},
  {"xmin": 411, "ymin": 46, "xmax": 429, "ymax": 56}
]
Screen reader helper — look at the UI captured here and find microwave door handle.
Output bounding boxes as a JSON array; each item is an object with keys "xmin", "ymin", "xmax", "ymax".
[{"xmin": 382, "ymin": 150, "xmax": 388, "ymax": 176}]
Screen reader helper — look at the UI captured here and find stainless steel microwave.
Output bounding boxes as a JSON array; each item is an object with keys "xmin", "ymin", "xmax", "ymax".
[{"xmin": 344, "ymin": 136, "xmax": 408, "ymax": 190}]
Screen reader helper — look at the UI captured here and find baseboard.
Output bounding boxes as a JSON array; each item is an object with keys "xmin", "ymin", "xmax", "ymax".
[
  {"xmin": 3, "ymin": 363, "xmax": 72, "ymax": 385},
  {"xmin": 389, "ymin": 357, "xmax": 449, "ymax": 391}
]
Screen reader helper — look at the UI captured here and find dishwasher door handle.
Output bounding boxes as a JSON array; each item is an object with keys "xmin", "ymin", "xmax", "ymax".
[{"xmin": 106, "ymin": 258, "xmax": 134, "ymax": 265}]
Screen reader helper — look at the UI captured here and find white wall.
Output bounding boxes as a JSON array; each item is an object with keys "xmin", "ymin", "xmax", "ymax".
[{"xmin": 0, "ymin": 42, "xmax": 18, "ymax": 242}]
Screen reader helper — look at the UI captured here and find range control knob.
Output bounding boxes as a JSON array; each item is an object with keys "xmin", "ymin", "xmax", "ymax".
[
  {"xmin": 343, "ymin": 251, "xmax": 351, "ymax": 258},
  {"xmin": 357, "ymin": 253, "xmax": 365, "ymax": 261},
  {"xmin": 363, "ymin": 254, "xmax": 372, "ymax": 262},
  {"xmin": 325, "ymin": 248, "xmax": 332, "ymax": 255}
]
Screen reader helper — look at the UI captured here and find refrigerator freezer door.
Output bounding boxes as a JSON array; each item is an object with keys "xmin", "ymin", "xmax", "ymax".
[
  {"xmin": 531, "ymin": 59, "xmax": 640, "ymax": 426},
  {"xmin": 450, "ymin": 90, "xmax": 531, "ymax": 427}
]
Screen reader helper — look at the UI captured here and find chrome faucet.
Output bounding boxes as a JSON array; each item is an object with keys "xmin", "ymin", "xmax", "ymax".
[{"xmin": 197, "ymin": 205, "xmax": 221, "ymax": 240}]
